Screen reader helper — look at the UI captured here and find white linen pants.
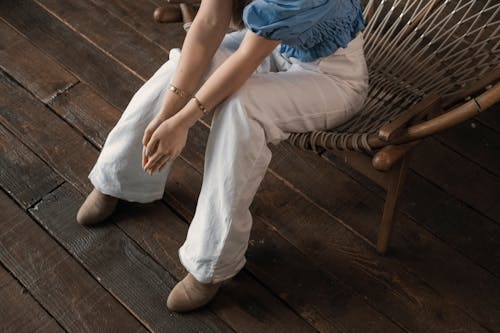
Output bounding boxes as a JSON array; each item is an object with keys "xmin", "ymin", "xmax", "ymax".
[{"xmin": 88, "ymin": 29, "xmax": 369, "ymax": 283}]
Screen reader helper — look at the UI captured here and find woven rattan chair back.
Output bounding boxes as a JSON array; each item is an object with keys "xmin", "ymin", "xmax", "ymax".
[{"xmin": 288, "ymin": 0, "xmax": 499, "ymax": 153}]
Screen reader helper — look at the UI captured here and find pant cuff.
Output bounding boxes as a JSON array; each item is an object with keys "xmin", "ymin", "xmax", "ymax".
[
  {"xmin": 88, "ymin": 168, "xmax": 164, "ymax": 203},
  {"xmin": 178, "ymin": 244, "xmax": 246, "ymax": 284}
]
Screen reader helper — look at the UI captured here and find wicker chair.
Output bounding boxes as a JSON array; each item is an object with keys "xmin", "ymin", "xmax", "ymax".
[{"xmin": 154, "ymin": 0, "xmax": 500, "ymax": 254}]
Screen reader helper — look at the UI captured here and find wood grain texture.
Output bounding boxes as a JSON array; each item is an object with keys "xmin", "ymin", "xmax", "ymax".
[
  {"xmin": 410, "ymin": 139, "xmax": 500, "ymax": 222},
  {"xmin": 323, "ymin": 152, "xmax": 500, "ymax": 277},
  {"xmin": 48, "ymin": 82, "xmax": 119, "ymax": 149},
  {"xmin": 476, "ymin": 102, "xmax": 500, "ymax": 133},
  {"xmin": 0, "ymin": 123, "xmax": 63, "ymax": 208},
  {"xmin": 28, "ymin": 183, "xmax": 233, "ymax": 333},
  {"xmin": 0, "ymin": 72, "xmax": 96, "ymax": 193},
  {"xmin": 254, "ymin": 172, "xmax": 493, "ymax": 332},
  {"xmin": 0, "ymin": 0, "xmax": 142, "ymax": 110},
  {"xmin": 34, "ymin": 0, "xmax": 169, "ymax": 79},
  {"xmin": 0, "ymin": 20, "xmax": 77, "ymax": 102},
  {"xmin": 0, "ymin": 190, "xmax": 147, "ymax": 333},
  {"xmin": 0, "ymin": 264, "xmax": 65, "ymax": 333},
  {"xmin": 84, "ymin": 0, "xmax": 185, "ymax": 53},
  {"xmin": 434, "ymin": 118, "xmax": 500, "ymax": 178}
]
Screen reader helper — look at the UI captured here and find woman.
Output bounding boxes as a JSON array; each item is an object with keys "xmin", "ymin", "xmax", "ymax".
[{"xmin": 76, "ymin": 0, "xmax": 369, "ymax": 312}]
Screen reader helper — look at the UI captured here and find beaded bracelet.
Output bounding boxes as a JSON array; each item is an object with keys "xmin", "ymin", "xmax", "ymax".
[
  {"xmin": 168, "ymin": 84, "xmax": 191, "ymax": 100},
  {"xmin": 192, "ymin": 96, "xmax": 209, "ymax": 115}
]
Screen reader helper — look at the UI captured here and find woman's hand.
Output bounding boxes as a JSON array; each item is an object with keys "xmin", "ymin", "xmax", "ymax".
[
  {"xmin": 143, "ymin": 112, "xmax": 168, "ymax": 148},
  {"xmin": 142, "ymin": 115, "xmax": 190, "ymax": 174}
]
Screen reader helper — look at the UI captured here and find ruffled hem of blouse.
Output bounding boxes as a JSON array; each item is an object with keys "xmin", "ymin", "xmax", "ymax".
[{"xmin": 281, "ymin": 6, "xmax": 365, "ymax": 62}]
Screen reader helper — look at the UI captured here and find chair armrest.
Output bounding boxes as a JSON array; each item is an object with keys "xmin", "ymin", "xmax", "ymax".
[
  {"xmin": 392, "ymin": 82, "xmax": 500, "ymax": 143},
  {"xmin": 372, "ymin": 141, "xmax": 421, "ymax": 171},
  {"xmin": 377, "ymin": 94, "xmax": 441, "ymax": 141}
]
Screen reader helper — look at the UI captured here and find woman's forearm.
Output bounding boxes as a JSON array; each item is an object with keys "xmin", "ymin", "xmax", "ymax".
[
  {"xmin": 159, "ymin": 0, "xmax": 233, "ymax": 117},
  {"xmin": 174, "ymin": 31, "xmax": 280, "ymax": 127}
]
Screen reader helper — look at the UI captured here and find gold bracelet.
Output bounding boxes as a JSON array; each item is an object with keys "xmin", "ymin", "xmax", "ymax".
[
  {"xmin": 168, "ymin": 84, "xmax": 191, "ymax": 100},
  {"xmin": 192, "ymin": 96, "xmax": 209, "ymax": 115}
]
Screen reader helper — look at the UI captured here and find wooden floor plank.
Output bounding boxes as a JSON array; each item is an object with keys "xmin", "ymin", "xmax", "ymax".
[
  {"xmin": 476, "ymin": 102, "xmax": 500, "ymax": 133},
  {"xmin": 0, "ymin": 123, "xmax": 63, "ymax": 209},
  {"xmin": 434, "ymin": 118, "xmax": 500, "ymax": 178},
  {"xmin": 48, "ymin": 82, "xmax": 118, "ymax": 149},
  {"xmin": 28, "ymin": 183, "xmax": 233, "ymax": 333},
  {"xmin": 50, "ymin": 80, "xmax": 404, "ymax": 333},
  {"xmin": 83, "ymin": 0, "xmax": 185, "ymax": 53},
  {"xmin": 323, "ymin": 152, "xmax": 500, "ymax": 276},
  {"xmin": 0, "ymin": 264, "xmax": 65, "ymax": 333},
  {"xmin": 34, "ymin": 0, "xmax": 168, "ymax": 79},
  {"xmin": 0, "ymin": 72, "xmax": 97, "ymax": 193},
  {"xmin": 0, "ymin": 20, "xmax": 77, "ymax": 102},
  {"xmin": 0, "ymin": 189, "xmax": 148, "ymax": 333},
  {"xmin": 0, "ymin": 0, "xmax": 141, "ymax": 110},
  {"xmin": 410, "ymin": 139, "xmax": 500, "ymax": 223}
]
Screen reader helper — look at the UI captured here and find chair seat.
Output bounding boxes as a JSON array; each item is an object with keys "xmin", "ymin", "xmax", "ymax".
[{"xmin": 287, "ymin": 71, "xmax": 423, "ymax": 153}]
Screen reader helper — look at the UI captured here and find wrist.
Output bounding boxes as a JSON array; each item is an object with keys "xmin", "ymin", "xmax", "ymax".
[
  {"xmin": 159, "ymin": 85, "xmax": 192, "ymax": 118},
  {"xmin": 175, "ymin": 99, "xmax": 205, "ymax": 128}
]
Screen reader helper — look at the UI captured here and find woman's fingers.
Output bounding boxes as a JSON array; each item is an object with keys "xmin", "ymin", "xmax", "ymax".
[
  {"xmin": 145, "ymin": 136, "xmax": 159, "ymax": 159},
  {"xmin": 142, "ymin": 145, "xmax": 148, "ymax": 168},
  {"xmin": 143, "ymin": 122, "xmax": 156, "ymax": 146},
  {"xmin": 150, "ymin": 154, "xmax": 171, "ymax": 174},
  {"xmin": 144, "ymin": 150, "xmax": 167, "ymax": 173}
]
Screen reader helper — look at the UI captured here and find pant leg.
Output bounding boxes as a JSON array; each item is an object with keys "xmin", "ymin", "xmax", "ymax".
[
  {"xmin": 178, "ymin": 33, "xmax": 369, "ymax": 283},
  {"xmin": 88, "ymin": 31, "xmax": 248, "ymax": 203}
]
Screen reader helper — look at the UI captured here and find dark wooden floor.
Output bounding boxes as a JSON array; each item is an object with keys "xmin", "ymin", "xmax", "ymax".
[{"xmin": 1, "ymin": 1, "xmax": 499, "ymax": 332}]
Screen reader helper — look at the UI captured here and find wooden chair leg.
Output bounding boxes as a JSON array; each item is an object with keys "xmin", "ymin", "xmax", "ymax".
[{"xmin": 376, "ymin": 152, "xmax": 412, "ymax": 254}]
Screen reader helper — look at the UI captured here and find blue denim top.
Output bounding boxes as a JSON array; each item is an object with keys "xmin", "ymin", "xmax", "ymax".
[{"xmin": 242, "ymin": 0, "xmax": 365, "ymax": 62}]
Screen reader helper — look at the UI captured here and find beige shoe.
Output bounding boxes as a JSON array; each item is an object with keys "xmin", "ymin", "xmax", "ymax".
[
  {"xmin": 76, "ymin": 189, "xmax": 118, "ymax": 225},
  {"xmin": 166, "ymin": 273, "xmax": 223, "ymax": 312}
]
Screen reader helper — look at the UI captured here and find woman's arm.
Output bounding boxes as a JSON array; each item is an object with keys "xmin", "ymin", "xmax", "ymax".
[
  {"xmin": 166, "ymin": 0, "xmax": 233, "ymax": 106},
  {"xmin": 144, "ymin": 30, "xmax": 280, "ymax": 173},
  {"xmin": 142, "ymin": 0, "xmax": 233, "ymax": 149},
  {"xmin": 173, "ymin": 31, "xmax": 280, "ymax": 128}
]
